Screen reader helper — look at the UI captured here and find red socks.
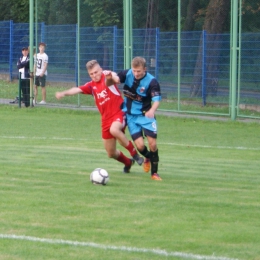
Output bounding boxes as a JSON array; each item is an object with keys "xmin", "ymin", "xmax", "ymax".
[
  {"xmin": 117, "ymin": 151, "xmax": 131, "ymax": 166},
  {"xmin": 125, "ymin": 141, "xmax": 137, "ymax": 157}
]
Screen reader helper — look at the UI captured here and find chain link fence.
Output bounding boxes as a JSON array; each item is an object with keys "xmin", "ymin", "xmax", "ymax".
[{"xmin": 0, "ymin": 1, "xmax": 260, "ymax": 119}]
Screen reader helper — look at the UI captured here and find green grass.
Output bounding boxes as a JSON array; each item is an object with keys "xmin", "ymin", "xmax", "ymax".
[
  {"xmin": 0, "ymin": 105, "xmax": 260, "ymax": 260},
  {"xmin": 0, "ymin": 79, "xmax": 96, "ymax": 107},
  {"xmin": 1, "ymin": 79, "xmax": 260, "ymax": 119}
]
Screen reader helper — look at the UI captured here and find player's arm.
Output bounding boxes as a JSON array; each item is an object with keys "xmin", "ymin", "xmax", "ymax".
[
  {"xmin": 55, "ymin": 87, "xmax": 83, "ymax": 100},
  {"xmin": 17, "ymin": 59, "xmax": 22, "ymax": 69},
  {"xmin": 145, "ymin": 79, "xmax": 161, "ymax": 118},
  {"xmin": 34, "ymin": 59, "xmax": 36, "ymax": 75},
  {"xmin": 145, "ymin": 101, "xmax": 160, "ymax": 118},
  {"xmin": 40, "ymin": 62, "xmax": 48, "ymax": 77},
  {"xmin": 103, "ymin": 70, "xmax": 120, "ymax": 86},
  {"xmin": 24, "ymin": 58, "xmax": 30, "ymax": 69}
]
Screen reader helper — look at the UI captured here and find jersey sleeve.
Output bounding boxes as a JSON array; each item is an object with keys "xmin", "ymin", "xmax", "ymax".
[
  {"xmin": 79, "ymin": 82, "xmax": 93, "ymax": 95},
  {"xmin": 44, "ymin": 54, "xmax": 48, "ymax": 63},
  {"xmin": 117, "ymin": 69, "xmax": 128, "ymax": 83},
  {"xmin": 150, "ymin": 78, "xmax": 161, "ymax": 102}
]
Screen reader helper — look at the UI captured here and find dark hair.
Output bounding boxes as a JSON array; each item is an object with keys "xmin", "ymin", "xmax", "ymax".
[{"xmin": 38, "ymin": 42, "xmax": 46, "ymax": 47}]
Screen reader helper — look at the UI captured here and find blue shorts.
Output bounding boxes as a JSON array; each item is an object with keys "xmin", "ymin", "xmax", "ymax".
[{"xmin": 126, "ymin": 114, "xmax": 157, "ymax": 140}]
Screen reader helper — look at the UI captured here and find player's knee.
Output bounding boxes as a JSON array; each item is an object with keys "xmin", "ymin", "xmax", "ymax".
[
  {"xmin": 106, "ymin": 151, "xmax": 116, "ymax": 159},
  {"xmin": 137, "ymin": 145, "xmax": 145, "ymax": 153},
  {"xmin": 148, "ymin": 138, "xmax": 157, "ymax": 152},
  {"xmin": 132, "ymin": 135, "xmax": 145, "ymax": 151},
  {"xmin": 149, "ymin": 144, "xmax": 157, "ymax": 152}
]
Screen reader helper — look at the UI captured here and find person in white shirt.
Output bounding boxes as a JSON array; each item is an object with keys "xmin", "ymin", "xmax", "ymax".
[
  {"xmin": 34, "ymin": 42, "xmax": 48, "ymax": 105},
  {"xmin": 17, "ymin": 46, "xmax": 30, "ymax": 107}
]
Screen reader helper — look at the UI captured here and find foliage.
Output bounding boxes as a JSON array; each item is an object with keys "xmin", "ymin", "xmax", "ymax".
[
  {"xmin": 241, "ymin": 1, "xmax": 260, "ymax": 32},
  {"xmin": 0, "ymin": 0, "xmax": 258, "ymax": 33},
  {"xmin": 84, "ymin": 0, "xmax": 121, "ymax": 27},
  {"xmin": 37, "ymin": 0, "xmax": 78, "ymax": 25},
  {"xmin": 0, "ymin": 0, "xmax": 29, "ymax": 22}
]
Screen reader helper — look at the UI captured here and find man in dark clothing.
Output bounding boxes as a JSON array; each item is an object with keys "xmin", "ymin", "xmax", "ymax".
[{"xmin": 17, "ymin": 46, "xmax": 30, "ymax": 107}]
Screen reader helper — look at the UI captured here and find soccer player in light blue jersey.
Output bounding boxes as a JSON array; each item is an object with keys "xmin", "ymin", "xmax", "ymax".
[{"xmin": 105, "ymin": 57, "xmax": 162, "ymax": 181}]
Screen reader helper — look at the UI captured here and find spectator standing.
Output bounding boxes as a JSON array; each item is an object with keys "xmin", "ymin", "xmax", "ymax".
[
  {"xmin": 17, "ymin": 46, "xmax": 30, "ymax": 107},
  {"xmin": 34, "ymin": 42, "xmax": 48, "ymax": 105}
]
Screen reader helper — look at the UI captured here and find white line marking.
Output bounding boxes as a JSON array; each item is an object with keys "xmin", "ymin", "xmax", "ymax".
[
  {"xmin": 0, "ymin": 135, "xmax": 259, "ymax": 151},
  {"xmin": 0, "ymin": 234, "xmax": 238, "ymax": 260},
  {"xmin": 159, "ymin": 142, "xmax": 260, "ymax": 151}
]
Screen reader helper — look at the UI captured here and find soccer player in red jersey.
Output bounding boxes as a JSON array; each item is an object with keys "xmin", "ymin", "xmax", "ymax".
[{"xmin": 55, "ymin": 60, "xmax": 143, "ymax": 173}]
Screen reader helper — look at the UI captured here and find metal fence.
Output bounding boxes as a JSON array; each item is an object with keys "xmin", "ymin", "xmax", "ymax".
[{"xmin": 0, "ymin": 20, "xmax": 260, "ymax": 119}]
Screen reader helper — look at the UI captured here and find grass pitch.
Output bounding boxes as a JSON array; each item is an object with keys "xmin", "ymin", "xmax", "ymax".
[
  {"xmin": 0, "ymin": 105, "xmax": 260, "ymax": 260},
  {"xmin": 1, "ymin": 79, "xmax": 260, "ymax": 117}
]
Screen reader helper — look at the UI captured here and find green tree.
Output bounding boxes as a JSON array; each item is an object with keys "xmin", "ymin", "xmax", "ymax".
[
  {"xmin": 241, "ymin": 1, "xmax": 260, "ymax": 32},
  {"xmin": 183, "ymin": 0, "xmax": 200, "ymax": 31},
  {"xmin": 0, "ymin": 0, "xmax": 29, "ymax": 22},
  {"xmin": 36, "ymin": 0, "xmax": 77, "ymax": 25},
  {"xmin": 84, "ymin": 0, "xmax": 121, "ymax": 27},
  {"xmin": 190, "ymin": 0, "xmax": 231, "ymax": 97},
  {"xmin": 0, "ymin": 0, "xmax": 259, "ymax": 33},
  {"xmin": 83, "ymin": 0, "xmax": 122, "ymax": 67}
]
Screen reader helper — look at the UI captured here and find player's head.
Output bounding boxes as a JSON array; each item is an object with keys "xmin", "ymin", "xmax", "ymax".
[
  {"xmin": 131, "ymin": 56, "xmax": 147, "ymax": 79},
  {"xmin": 86, "ymin": 60, "xmax": 103, "ymax": 82},
  {"xmin": 38, "ymin": 42, "xmax": 46, "ymax": 53}
]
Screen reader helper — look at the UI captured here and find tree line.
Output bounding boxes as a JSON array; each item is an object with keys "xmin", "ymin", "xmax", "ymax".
[
  {"xmin": 1, "ymin": 0, "xmax": 259, "ymax": 97},
  {"xmin": 0, "ymin": 0, "xmax": 259, "ymax": 33}
]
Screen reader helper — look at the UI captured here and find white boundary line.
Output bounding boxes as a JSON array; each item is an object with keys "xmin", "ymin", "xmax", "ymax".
[
  {"xmin": 0, "ymin": 234, "xmax": 238, "ymax": 260},
  {"xmin": 1, "ymin": 135, "xmax": 259, "ymax": 151},
  {"xmin": 159, "ymin": 142, "xmax": 260, "ymax": 151}
]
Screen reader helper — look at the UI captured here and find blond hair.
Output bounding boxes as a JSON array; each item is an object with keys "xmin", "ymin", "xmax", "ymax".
[
  {"xmin": 86, "ymin": 60, "xmax": 100, "ymax": 70},
  {"xmin": 131, "ymin": 56, "xmax": 146, "ymax": 68}
]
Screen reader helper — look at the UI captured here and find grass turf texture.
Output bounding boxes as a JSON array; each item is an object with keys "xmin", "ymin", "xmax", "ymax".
[{"xmin": 0, "ymin": 105, "xmax": 260, "ymax": 260}]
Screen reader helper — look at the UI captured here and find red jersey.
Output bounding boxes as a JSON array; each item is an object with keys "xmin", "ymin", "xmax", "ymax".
[{"xmin": 79, "ymin": 73, "xmax": 124, "ymax": 121}]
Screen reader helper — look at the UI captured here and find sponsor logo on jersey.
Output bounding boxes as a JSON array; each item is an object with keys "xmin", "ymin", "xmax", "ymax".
[
  {"xmin": 152, "ymin": 91, "xmax": 160, "ymax": 97},
  {"xmin": 123, "ymin": 89, "xmax": 136, "ymax": 100},
  {"xmin": 97, "ymin": 90, "xmax": 108, "ymax": 99},
  {"xmin": 140, "ymin": 87, "xmax": 145, "ymax": 93},
  {"xmin": 96, "ymin": 89, "xmax": 110, "ymax": 106}
]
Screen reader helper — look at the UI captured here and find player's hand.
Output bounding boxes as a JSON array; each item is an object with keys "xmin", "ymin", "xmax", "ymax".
[
  {"xmin": 55, "ymin": 92, "xmax": 64, "ymax": 100},
  {"xmin": 103, "ymin": 70, "xmax": 112, "ymax": 79},
  {"xmin": 145, "ymin": 109, "xmax": 155, "ymax": 118}
]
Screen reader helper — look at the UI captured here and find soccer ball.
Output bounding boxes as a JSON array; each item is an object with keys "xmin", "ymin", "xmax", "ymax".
[{"xmin": 90, "ymin": 168, "xmax": 109, "ymax": 185}]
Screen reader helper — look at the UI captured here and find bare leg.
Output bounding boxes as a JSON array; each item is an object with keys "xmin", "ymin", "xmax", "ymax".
[
  {"xmin": 42, "ymin": 87, "xmax": 46, "ymax": 102},
  {"xmin": 103, "ymin": 138, "xmax": 132, "ymax": 170},
  {"xmin": 146, "ymin": 136, "xmax": 157, "ymax": 152},
  {"xmin": 133, "ymin": 136, "xmax": 145, "ymax": 151},
  {"xmin": 110, "ymin": 121, "xmax": 129, "ymax": 147},
  {"xmin": 103, "ymin": 138, "xmax": 119, "ymax": 159},
  {"xmin": 110, "ymin": 121, "xmax": 143, "ymax": 165},
  {"xmin": 34, "ymin": 85, "xmax": 38, "ymax": 103}
]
